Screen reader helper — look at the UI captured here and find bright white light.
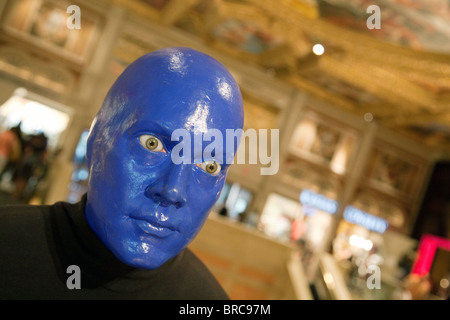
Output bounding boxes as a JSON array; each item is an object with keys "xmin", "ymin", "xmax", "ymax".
[
  {"xmin": 323, "ymin": 272, "xmax": 335, "ymax": 289},
  {"xmin": 0, "ymin": 95, "xmax": 70, "ymax": 149},
  {"xmin": 363, "ymin": 239, "xmax": 373, "ymax": 251},
  {"xmin": 349, "ymin": 234, "xmax": 373, "ymax": 251},
  {"xmin": 312, "ymin": 44, "xmax": 325, "ymax": 55}
]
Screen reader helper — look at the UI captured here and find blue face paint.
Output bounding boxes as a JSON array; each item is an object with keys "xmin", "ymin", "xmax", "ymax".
[{"xmin": 85, "ymin": 47, "xmax": 244, "ymax": 269}]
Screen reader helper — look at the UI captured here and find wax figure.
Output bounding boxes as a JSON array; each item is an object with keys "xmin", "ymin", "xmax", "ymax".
[{"xmin": 0, "ymin": 47, "xmax": 244, "ymax": 299}]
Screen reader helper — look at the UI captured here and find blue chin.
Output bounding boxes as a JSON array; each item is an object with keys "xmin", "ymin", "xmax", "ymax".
[{"xmin": 113, "ymin": 238, "xmax": 180, "ymax": 270}]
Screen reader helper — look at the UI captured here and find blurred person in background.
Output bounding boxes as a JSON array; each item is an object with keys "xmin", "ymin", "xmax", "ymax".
[
  {"xmin": 0, "ymin": 124, "xmax": 23, "ymax": 176},
  {"xmin": 11, "ymin": 132, "xmax": 49, "ymax": 203}
]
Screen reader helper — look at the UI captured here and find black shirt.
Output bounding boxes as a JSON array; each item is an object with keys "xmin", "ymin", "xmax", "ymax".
[{"xmin": 0, "ymin": 196, "xmax": 228, "ymax": 300}]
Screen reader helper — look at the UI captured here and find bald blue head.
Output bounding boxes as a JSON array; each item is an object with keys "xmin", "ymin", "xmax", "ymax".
[{"xmin": 85, "ymin": 47, "xmax": 244, "ymax": 269}]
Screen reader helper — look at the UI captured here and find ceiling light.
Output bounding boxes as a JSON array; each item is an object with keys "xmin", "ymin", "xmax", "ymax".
[{"xmin": 312, "ymin": 44, "xmax": 325, "ymax": 55}]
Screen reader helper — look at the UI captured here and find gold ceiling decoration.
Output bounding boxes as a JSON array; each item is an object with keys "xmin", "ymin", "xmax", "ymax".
[{"xmin": 110, "ymin": 0, "xmax": 450, "ymax": 151}]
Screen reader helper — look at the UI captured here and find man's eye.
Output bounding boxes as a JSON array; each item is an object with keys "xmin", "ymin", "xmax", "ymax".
[
  {"xmin": 196, "ymin": 161, "xmax": 221, "ymax": 176},
  {"xmin": 139, "ymin": 135, "xmax": 166, "ymax": 153}
]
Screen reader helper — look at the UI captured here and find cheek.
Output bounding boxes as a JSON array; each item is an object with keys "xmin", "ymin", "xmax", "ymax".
[
  {"xmin": 108, "ymin": 142, "xmax": 165, "ymax": 196},
  {"xmin": 88, "ymin": 151, "xmax": 149, "ymax": 217}
]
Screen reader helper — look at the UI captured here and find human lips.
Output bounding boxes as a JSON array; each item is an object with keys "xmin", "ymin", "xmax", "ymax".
[{"xmin": 130, "ymin": 215, "xmax": 179, "ymax": 238}]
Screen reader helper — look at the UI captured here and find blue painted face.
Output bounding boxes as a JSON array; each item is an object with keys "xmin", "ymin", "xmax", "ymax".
[{"xmin": 85, "ymin": 47, "xmax": 244, "ymax": 269}]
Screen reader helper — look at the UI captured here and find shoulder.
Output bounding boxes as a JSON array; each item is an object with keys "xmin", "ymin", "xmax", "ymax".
[
  {"xmin": 0, "ymin": 202, "xmax": 62, "ymax": 264},
  {"xmin": 0, "ymin": 203, "xmax": 52, "ymax": 226},
  {"xmin": 0, "ymin": 203, "xmax": 57, "ymax": 296},
  {"xmin": 0, "ymin": 203, "xmax": 54, "ymax": 251}
]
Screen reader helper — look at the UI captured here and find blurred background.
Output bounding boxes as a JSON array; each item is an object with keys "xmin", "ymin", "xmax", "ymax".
[{"xmin": 0, "ymin": 0, "xmax": 449, "ymax": 300}]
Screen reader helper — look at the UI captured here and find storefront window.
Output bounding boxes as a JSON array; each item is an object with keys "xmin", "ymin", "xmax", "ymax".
[
  {"xmin": 288, "ymin": 113, "xmax": 357, "ymax": 176},
  {"xmin": 259, "ymin": 190, "xmax": 336, "ymax": 250},
  {"xmin": 259, "ymin": 193, "xmax": 303, "ymax": 240},
  {"xmin": 213, "ymin": 182, "xmax": 253, "ymax": 222}
]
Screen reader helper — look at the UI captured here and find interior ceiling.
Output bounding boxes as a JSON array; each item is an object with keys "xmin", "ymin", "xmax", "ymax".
[{"xmin": 110, "ymin": 0, "xmax": 450, "ymax": 152}]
